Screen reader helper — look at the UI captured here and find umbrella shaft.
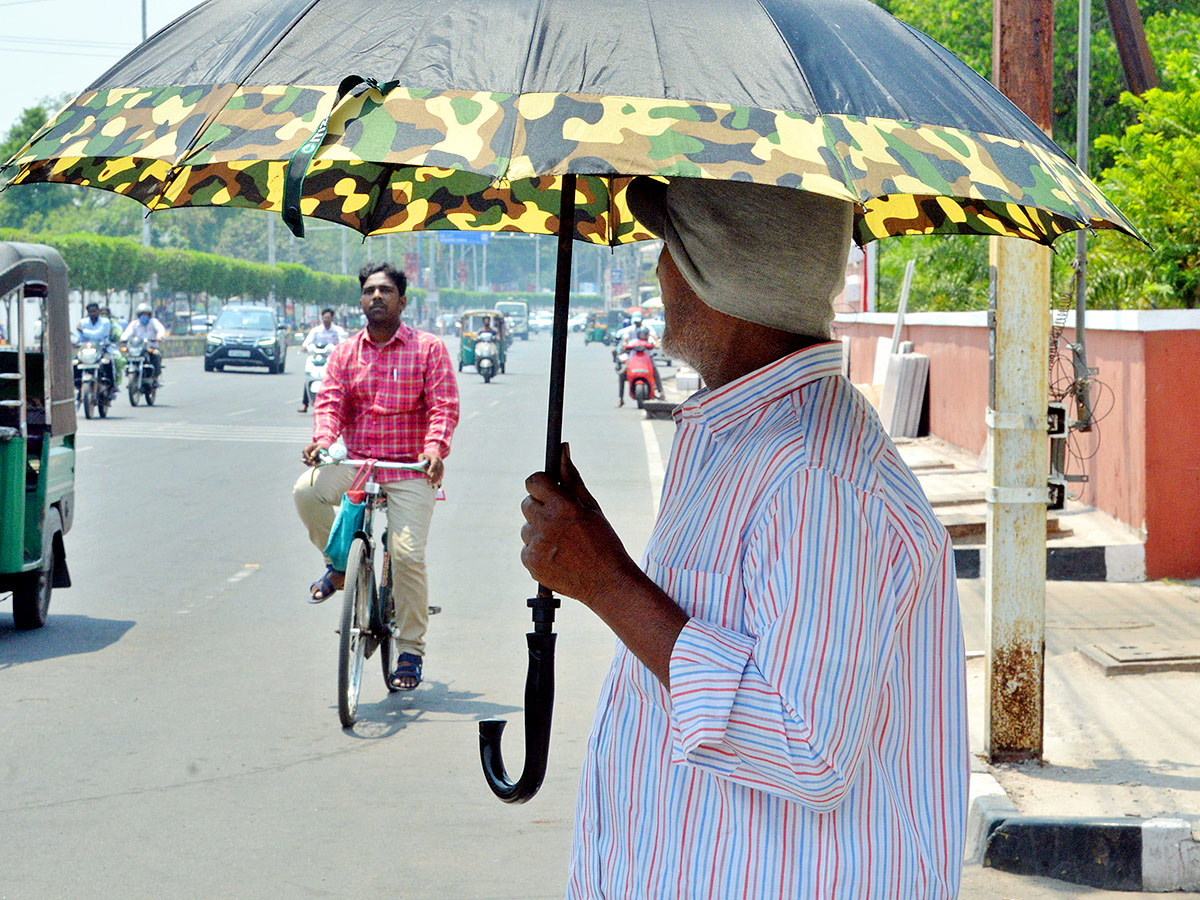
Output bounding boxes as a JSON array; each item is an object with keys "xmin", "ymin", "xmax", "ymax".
[{"xmin": 544, "ymin": 174, "xmax": 577, "ymax": 477}]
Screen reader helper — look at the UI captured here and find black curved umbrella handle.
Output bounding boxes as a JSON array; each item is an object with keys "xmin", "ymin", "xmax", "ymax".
[
  {"xmin": 478, "ymin": 175, "xmax": 577, "ymax": 803},
  {"xmin": 479, "ymin": 618, "xmax": 557, "ymax": 803}
]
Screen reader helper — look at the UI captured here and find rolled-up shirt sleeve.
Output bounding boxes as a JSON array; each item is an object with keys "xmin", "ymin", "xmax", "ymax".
[
  {"xmin": 421, "ymin": 339, "xmax": 459, "ymax": 458},
  {"xmin": 668, "ymin": 468, "xmax": 901, "ymax": 811}
]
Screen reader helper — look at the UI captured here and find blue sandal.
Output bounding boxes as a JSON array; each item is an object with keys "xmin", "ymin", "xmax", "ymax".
[
  {"xmin": 390, "ymin": 653, "xmax": 423, "ymax": 691},
  {"xmin": 308, "ymin": 565, "xmax": 343, "ymax": 604}
]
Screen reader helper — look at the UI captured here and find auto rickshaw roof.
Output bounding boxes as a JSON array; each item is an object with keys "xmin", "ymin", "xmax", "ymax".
[
  {"xmin": 0, "ymin": 241, "xmax": 74, "ymax": 436},
  {"xmin": 0, "ymin": 242, "xmax": 68, "ymax": 299}
]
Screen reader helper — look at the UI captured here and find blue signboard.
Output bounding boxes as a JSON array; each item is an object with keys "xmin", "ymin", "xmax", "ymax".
[{"xmin": 436, "ymin": 231, "xmax": 491, "ymax": 245}]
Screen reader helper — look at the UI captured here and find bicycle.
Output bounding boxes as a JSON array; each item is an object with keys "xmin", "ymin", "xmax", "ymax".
[{"xmin": 317, "ymin": 448, "xmax": 430, "ymax": 727}]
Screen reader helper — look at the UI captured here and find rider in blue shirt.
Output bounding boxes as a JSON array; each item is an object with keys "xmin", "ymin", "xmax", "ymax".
[
  {"xmin": 76, "ymin": 303, "xmax": 112, "ymax": 344},
  {"xmin": 76, "ymin": 302, "xmax": 122, "ymax": 387}
]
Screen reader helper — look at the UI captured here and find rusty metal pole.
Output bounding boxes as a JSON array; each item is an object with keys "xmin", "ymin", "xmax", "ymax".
[
  {"xmin": 986, "ymin": 0, "xmax": 1053, "ymax": 763},
  {"xmin": 1103, "ymin": 0, "xmax": 1158, "ymax": 96}
]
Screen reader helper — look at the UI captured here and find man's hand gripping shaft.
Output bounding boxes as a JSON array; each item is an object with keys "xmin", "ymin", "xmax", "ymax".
[{"xmin": 520, "ymin": 444, "xmax": 689, "ymax": 688}]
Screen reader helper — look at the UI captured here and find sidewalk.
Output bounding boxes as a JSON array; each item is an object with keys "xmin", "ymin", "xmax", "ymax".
[
  {"xmin": 900, "ymin": 436, "xmax": 1199, "ymax": 892},
  {"xmin": 957, "ymin": 559, "xmax": 1200, "ymax": 891}
]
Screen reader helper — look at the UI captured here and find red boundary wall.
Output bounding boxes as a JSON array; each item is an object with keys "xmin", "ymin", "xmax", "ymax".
[{"xmin": 833, "ymin": 311, "xmax": 1200, "ymax": 580}]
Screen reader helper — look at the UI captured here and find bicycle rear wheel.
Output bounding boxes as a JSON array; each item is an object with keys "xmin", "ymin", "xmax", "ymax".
[{"xmin": 337, "ymin": 537, "xmax": 371, "ymax": 727}]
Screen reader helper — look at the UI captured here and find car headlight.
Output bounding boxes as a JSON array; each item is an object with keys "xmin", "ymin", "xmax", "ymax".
[
  {"xmin": 258, "ymin": 336, "xmax": 277, "ymax": 347},
  {"xmin": 207, "ymin": 335, "xmax": 223, "ymax": 345}
]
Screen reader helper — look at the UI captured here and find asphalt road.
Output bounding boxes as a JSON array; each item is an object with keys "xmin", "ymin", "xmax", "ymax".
[{"xmin": 0, "ymin": 331, "xmax": 1153, "ymax": 900}]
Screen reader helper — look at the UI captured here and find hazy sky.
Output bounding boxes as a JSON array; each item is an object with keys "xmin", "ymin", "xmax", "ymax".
[{"xmin": 1, "ymin": 0, "xmax": 200, "ymax": 138}]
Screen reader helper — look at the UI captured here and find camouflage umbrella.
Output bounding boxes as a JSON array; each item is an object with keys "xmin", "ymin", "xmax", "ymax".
[{"xmin": 1, "ymin": 0, "xmax": 1139, "ymax": 804}]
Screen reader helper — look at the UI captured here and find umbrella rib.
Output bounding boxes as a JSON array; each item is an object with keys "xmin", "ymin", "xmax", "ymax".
[
  {"xmin": 750, "ymin": 0, "xmax": 818, "ymax": 113},
  {"xmin": 640, "ymin": 0, "xmax": 669, "ymax": 97}
]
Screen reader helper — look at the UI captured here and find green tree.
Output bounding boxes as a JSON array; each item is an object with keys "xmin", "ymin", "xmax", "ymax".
[
  {"xmin": 872, "ymin": 0, "xmax": 1198, "ymax": 311},
  {"xmin": 1091, "ymin": 12, "xmax": 1200, "ymax": 308}
]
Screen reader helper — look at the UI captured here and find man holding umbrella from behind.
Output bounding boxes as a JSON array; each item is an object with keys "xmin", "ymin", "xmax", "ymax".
[{"xmin": 520, "ymin": 177, "xmax": 967, "ymax": 899}]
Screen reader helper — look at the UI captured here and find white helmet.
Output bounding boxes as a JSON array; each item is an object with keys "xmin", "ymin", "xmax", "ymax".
[{"xmin": 136, "ymin": 303, "xmax": 152, "ymax": 315}]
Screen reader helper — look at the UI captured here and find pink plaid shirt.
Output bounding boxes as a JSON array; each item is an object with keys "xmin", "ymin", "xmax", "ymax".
[{"xmin": 312, "ymin": 324, "xmax": 460, "ymax": 483}]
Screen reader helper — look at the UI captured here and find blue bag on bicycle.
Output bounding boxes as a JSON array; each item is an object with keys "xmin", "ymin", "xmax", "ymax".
[{"xmin": 324, "ymin": 491, "xmax": 366, "ymax": 572}]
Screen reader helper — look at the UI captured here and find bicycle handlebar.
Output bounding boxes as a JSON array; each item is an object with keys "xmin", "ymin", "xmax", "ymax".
[{"xmin": 317, "ymin": 450, "xmax": 430, "ymax": 472}]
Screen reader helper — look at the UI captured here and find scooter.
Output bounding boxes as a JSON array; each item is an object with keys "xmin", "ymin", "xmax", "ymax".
[
  {"xmin": 475, "ymin": 332, "xmax": 499, "ymax": 383},
  {"xmin": 622, "ymin": 339, "xmax": 657, "ymax": 408},
  {"xmin": 303, "ymin": 344, "xmax": 333, "ymax": 408},
  {"xmin": 74, "ymin": 341, "xmax": 118, "ymax": 419},
  {"xmin": 124, "ymin": 336, "xmax": 159, "ymax": 406}
]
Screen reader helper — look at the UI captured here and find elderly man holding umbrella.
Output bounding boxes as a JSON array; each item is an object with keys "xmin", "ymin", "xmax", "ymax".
[{"xmin": 520, "ymin": 177, "xmax": 967, "ymax": 899}]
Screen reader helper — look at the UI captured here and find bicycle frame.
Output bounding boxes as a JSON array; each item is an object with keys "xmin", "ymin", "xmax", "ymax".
[{"xmin": 317, "ymin": 450, "xmax": 429, "ymax": 727}]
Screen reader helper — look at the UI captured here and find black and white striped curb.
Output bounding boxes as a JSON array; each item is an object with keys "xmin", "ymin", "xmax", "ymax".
[
  {"xmin": 954, "ymin": 543, "xmax": 1145, "ymax": 582},
  {"xmin": 966, "ymin": 771, "xmax": 1200, "ymax": 892}
]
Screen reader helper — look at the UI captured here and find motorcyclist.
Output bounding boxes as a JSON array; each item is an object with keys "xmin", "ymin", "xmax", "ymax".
[
  {"xmin": 120, "ymin": 303, "xmax": 167, "ymax": 382},
  {"xmin": 298, "ymin": 308, "xmax": 347, "ymax": 412},
  {"xmin": 614, "ymin": 317, "xmax": 664, "ymax": 407},
  {"xmin": 100, "ymin": 306, "xmax": 127, "ymax": 385},
  {"xmin": 76, "ymin": 302, "xmax": 121, "ymax": 388}
]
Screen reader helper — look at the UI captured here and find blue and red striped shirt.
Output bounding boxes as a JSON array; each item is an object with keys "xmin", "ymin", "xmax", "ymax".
[{"xmin": 569, "ymin": 342, "xmax": 967, "ymax": 899}]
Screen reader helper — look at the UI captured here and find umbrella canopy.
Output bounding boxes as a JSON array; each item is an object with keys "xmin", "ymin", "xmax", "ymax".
[
  {"xmin": 0, "ymin": 0, "xmax": 1143, "ymax": 805},
  {"xmin": 4, "ymin": 0, "xmax": 1139, "ymax": 247}
]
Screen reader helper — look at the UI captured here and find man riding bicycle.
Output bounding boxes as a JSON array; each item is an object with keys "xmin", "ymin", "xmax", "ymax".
[{"xmin": 294, "ymin": 262, "xmax": 460, "ymax": 691}]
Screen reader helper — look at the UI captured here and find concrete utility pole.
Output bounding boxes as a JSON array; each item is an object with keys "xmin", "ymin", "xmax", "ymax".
[{"xmin": 986, "ymin": 0, "xmax": 1053, "ymax": 763}]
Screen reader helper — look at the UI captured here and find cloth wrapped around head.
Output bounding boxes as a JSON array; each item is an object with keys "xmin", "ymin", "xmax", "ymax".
[{"xmin": 625, "ymin": 177, "xmax": 854, "ymax": 338}]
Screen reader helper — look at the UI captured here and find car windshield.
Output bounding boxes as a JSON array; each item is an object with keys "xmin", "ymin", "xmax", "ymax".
[{"xmin": 215, "ymin": 309, "xmax": 274, "ymax": 330}]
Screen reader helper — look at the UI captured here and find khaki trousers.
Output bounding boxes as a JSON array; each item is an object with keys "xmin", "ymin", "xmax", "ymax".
[{"xmin": 293, "ymin": 466, "xmax": 437, "ymax": 659}]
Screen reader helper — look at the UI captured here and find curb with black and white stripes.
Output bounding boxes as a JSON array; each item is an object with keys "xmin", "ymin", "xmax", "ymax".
[
  {"xmin": 966, "ymin": 771, "xmax": 1200, "ymax": 892},
  {"xmin": 954, "ymin": 543, "xmax": 1146, "ymax": 582}
]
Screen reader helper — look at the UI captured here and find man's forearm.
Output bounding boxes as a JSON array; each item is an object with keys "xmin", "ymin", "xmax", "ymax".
[{"xmin": 584, "ymin": 567, "xmax": 689, "ymax": 689}]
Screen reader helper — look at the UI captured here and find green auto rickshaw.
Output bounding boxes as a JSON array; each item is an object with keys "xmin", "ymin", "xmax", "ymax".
[
  {"xmin": 583, "ymin": 311, "xmax": 607, "ymax": 344},
  {"xmin": 0, "ymin": 243, "xmax": 75, "ymax": 630},
  {"xmin": 457, "ymin": 309, "xmax": 507, "ymax": 375}
]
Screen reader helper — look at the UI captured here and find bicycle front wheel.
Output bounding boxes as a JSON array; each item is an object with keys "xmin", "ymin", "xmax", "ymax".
[
  {"xmin": 378, "ymin": 545, "xmax": 397, "ymax": 692},
  {"xmin": 337, "ymin": 537, "xmax": 371, "ymax": 728}
]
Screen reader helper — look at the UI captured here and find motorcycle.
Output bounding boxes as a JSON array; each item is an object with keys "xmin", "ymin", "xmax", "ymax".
[
  {"xmin": 475, "ymin": 331, "xmax": 499, "ymax": 383},
  {"xmin": 124, "ymin": 336, "xmax": 159, "ymax": 406},
  {"xmin": 73, "ymin": 341, "xmax": 118, "ymax": 419},
  {"xmin": 621, "ymin": 339, "xmax": 658, "ymax": 408},
  {"xmin": 303, "ymin": 344, "xmax": 333, "ymax": 408}
]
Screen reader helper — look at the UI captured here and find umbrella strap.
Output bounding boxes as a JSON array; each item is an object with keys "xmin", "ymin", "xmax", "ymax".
[{"xmin": 282, "ymin": 75, "xmax": 397, "ymax": 238}]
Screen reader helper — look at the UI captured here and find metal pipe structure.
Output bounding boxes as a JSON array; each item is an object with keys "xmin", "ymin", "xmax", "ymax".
[
  {"xmin": 478, "ymin": 174, "xmax": 577, "ymax": 803},
  {"xmin": 986, "ymin": 0, "xmax": 1051, "ymax": 763},
  {"xmin": 1073, "ymin": 0, "xmax": 1094, "ymax": 430}
]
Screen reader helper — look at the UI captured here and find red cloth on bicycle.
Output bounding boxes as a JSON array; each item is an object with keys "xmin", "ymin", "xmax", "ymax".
[{"xmin": 313, "ymin": 325, "xmax": 459, "ymax": 483}]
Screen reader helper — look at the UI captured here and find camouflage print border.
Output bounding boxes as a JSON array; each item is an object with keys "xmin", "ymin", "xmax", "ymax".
[{"xmin": 3, "ymin": 84, "xmax": 1141, "ymax": 246}]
